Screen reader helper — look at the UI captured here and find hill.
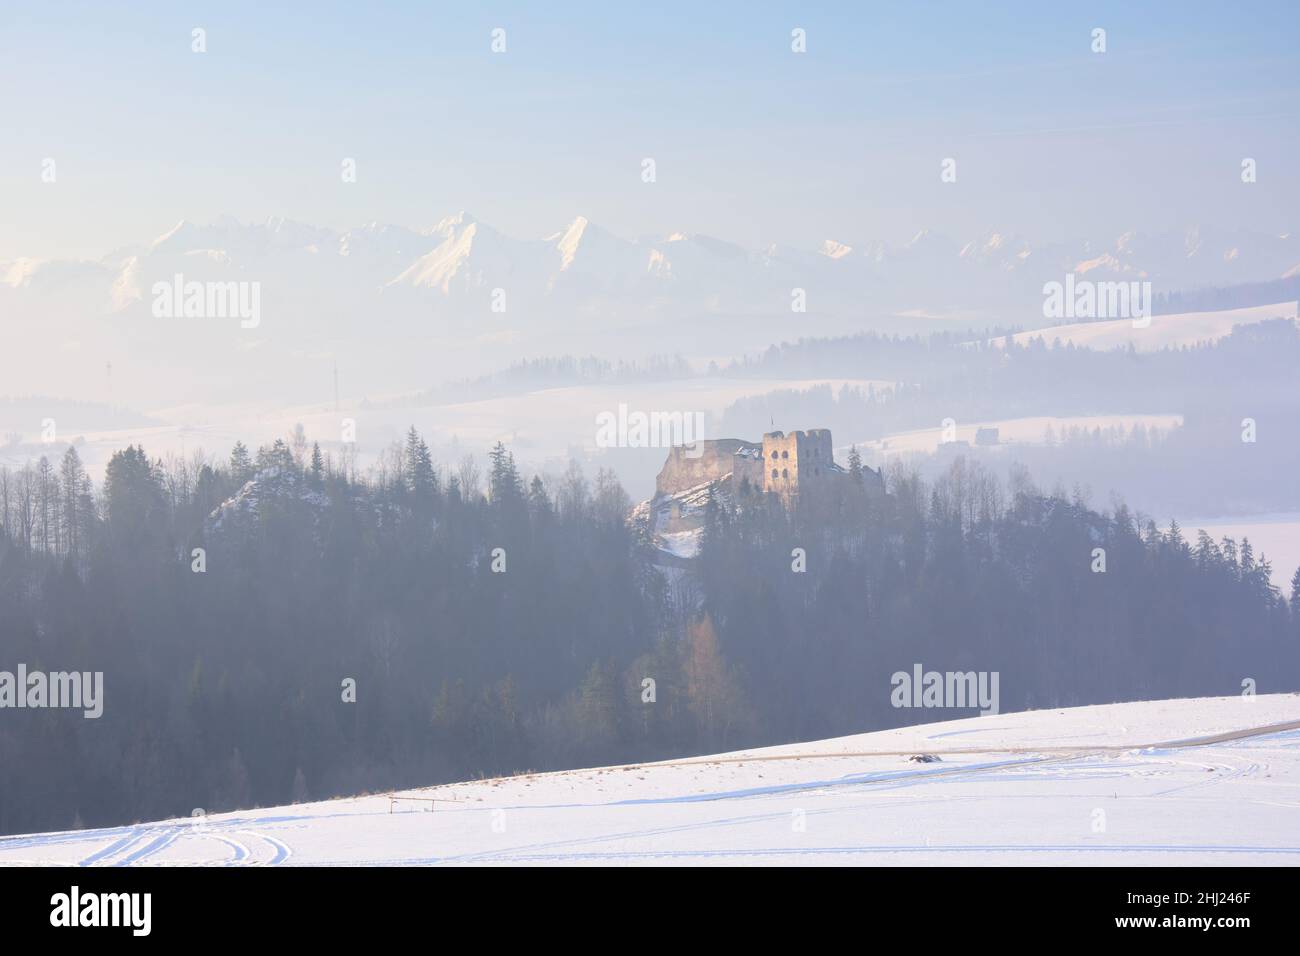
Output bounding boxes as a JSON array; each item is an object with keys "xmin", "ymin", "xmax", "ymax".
[{"xmin": 4, "ymin": 695, "xmax": 1297, "ymax": 866}]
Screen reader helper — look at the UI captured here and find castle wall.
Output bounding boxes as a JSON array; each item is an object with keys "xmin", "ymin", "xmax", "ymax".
[
  {"xmin": 731, "ymin": 447, "xmax": 765, "ymax": 492},
  {"xmin": 655, "ymin": 438, "xmax": 759, "ymax": 496}
]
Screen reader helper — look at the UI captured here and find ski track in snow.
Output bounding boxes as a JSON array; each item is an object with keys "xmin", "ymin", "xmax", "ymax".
[{"xmin": 3, "ymin": 696, "xmax": 1298, "ymax": 867}]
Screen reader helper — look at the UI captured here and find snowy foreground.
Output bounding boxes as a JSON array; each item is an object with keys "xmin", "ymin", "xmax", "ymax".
[{"xmin": 4, "ymin": 695, "xmax": 1299, "ymax": 867}]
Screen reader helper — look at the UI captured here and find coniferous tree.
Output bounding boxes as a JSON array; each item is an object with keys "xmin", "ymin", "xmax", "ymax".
[
  {"xmin": 487, "ymin": 441, "xmax": 523, "ymax": 505},
  {"xmin": 309, "ymin": 442, "xmax": 325, "ymax": 490},
  {"xmin": 847, "ymin": 445, "xmax": 864, "ymax": 485},
  {"xmin": 404, "ymin": 427, "xmax": 435, "ymax": 500},
  {"xmin": 229, "ymin": 441, "xmax": 253, "ymax": 483},
  {"xmin": 528, "ymin": 475, "xmax": 550, "ymax": 516},
  {"xmin": 103, "ymin": 446, "xmax": 163, "ymax": 549}
]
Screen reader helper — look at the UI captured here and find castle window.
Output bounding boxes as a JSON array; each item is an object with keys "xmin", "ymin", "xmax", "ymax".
[
  {"xmin": 771, "ymin": 469, "xmax": 778, "ymax": 479},
  {"xmin": 781, "ymin": 450, "xmax": 789, "ymax": 459},
  {"xmin": 771, "ymin": 450, "xmax": 778, "ymax": 459},
  {"xmin": 781, "ymin": 468, "xmax": 788, "ymax": 479}
]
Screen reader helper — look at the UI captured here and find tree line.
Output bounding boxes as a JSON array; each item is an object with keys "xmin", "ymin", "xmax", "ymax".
[{"xmin": 0, "ymin": 432, "xmax": 1295, "ymax": 834}]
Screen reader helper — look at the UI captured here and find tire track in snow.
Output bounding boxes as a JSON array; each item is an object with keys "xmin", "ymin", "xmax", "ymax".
[
  {"xmin": 79, "ymin": 827, "xmax": 151, "ymax": 867},
  {"xmin": 116, "ymin": 826, "xmax": 182, "ymax": 866},
  {"xmin": 259, "ymin": 833, "xmax": 291, "ymax": 865},
  {"xmin": 14, "ymin": 710, "xmax": 1298, "ymax": 867},
  {"xmin": 212, "ymin": 833, "xmax": 250, "ymax": 865},
  {"xmin": 228, "ymin": 830, "xmax": 291, "ymax": 866},
  {"xmin": 0, "ymin": 827, "xmax": 129, "ymax": 853}
]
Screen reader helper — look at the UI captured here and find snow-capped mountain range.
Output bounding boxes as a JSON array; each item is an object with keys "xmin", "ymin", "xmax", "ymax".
[
  {"xmin": 3, "ymin": 214, "xmax": 1296, "ymax": 408},
  {"xmin": 5, "ymin": 215, "xmax": 1298, "ymax": 315}
]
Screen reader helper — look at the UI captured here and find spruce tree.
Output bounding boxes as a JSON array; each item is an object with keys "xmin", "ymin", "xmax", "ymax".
[
  {"xmin": 309, "ymin": 443, "xmax": 325, "ymax": 490},
  {"xmin": 404, "ymin": 427, "xmax": 435, "ymax": 499},
  {"xmin": 847, "ymin": 445, "xmax": 864, "ymax": 485},
  {"xmin": 229, "ymin": 441, "xmax": 253, "ymax": 483}
]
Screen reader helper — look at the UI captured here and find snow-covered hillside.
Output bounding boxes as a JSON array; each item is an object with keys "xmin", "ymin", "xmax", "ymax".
[
  {"xmin": 856, "ymin": 413, "xmax": 1184, "ymax": 458},
  {"xmin": 992, "ymin": 301, "xmax": 1298, "ymax": 352},
  {"xmin": 4, "ymin": 695, "xmax": 1297, "ymax": 866}
]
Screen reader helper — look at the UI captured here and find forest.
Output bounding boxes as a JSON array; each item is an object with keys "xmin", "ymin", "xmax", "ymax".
[
  {"xmin": 721, "ymin": 317, "xmax": 1300, "ymax": 438},
  {"xmin": 0, "ymin": 430, "xmax": 1297, "ymax": 834}
]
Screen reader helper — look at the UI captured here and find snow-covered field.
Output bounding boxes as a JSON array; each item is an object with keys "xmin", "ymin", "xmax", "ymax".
[
  {"xmin": 4, "ymin": 695, "xmax": 1298, "ymax": 867},
  {"xmin": 991, "ymin": 302, "xmax": 1297, "ymax": 353},
  {"xmin": 853, "ymin": 413, "xmax": 1183, "ymax": 459}
]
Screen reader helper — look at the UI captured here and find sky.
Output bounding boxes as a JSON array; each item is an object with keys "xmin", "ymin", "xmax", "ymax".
[{"xmin": 2, "ymin": 0, "xmax": 1297, "ymax": 260}]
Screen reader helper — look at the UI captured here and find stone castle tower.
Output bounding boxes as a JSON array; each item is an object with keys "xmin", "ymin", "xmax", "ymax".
[{"xmin": 760, "ymin": 429, "xmax": 833, "ymax": 494}]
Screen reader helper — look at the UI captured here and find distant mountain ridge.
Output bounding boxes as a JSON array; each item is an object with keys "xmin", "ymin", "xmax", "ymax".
[
  {"xmin": 5, "ymin": 216, "xmax": 1297, "ymax": 316},
  {"xmin": 4, "ymin": 215, "xmax": 1297, "ymax": 408}
]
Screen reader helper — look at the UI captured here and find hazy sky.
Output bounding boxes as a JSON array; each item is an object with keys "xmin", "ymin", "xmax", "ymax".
[{"xmin": 2, "ymin": 0, "xmax": 1297, "ymax": 260}]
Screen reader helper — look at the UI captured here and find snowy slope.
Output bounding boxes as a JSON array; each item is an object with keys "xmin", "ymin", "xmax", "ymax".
[
  {"xmin": 859, "ymin": 413, "xmax": 1184, "ymax": 457},
  {"xmin": 993, "ymin": 302, "xmax": 1297, "ymax": 352},
  {"xmin": 3, "ymin": 695, "xmax": 1298, "ymax": 866}
]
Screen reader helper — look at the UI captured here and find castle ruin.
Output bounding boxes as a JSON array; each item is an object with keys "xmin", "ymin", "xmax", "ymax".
[
  {"xmin": 655, "ymin": 428, "xmax": 876, "ymax": 498},
  {"xmin": 636, "ymin": 427, "xmax": 884, "ymax": 564}
]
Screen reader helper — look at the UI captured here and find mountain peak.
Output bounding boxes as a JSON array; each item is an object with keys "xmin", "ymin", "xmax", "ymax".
[
  {"xmin": 819, "ymin": 239, "xmax": 854, "ymax": 260},
  {"xmin": 553, "ymin": 216, "xmax": 592, "ymax": 270},
  {"xmin": 149, "ymin": 219, "xmax": 194, "ymax": 251},
  {"xmin": 432, "ymin": 211, "xmax": 477, "ymax": 235}
]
